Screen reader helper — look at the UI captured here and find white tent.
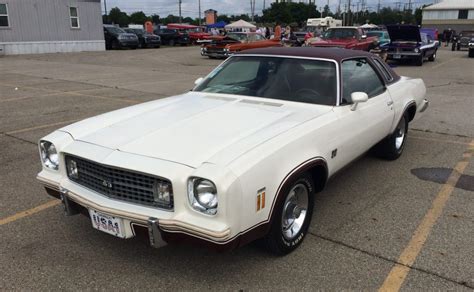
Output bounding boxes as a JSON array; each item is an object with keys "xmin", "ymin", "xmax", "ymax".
[
  {"xmin": 360, "ymin": 23, "xmax": 378, "ymax": 29},
  {"xmin": 225, "ymin": 19, "xmax": 256, "ymax": 30}
]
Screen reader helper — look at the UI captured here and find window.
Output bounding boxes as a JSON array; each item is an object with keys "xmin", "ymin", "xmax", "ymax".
[
  {"xmin": 372, "ymin": 58, "xmax": 393, "ymax": 82},
  {"xmin": 69, "ymin": 7, "xmax": 79, "ymax": 28},
  {"xmin": 342, "ymin": 58, "xmax": 385, "ymax": 103},
  {"xmin": 458, "ymin": 9, "xmax": 468, "ymax": 19},
  {"xmin": 0, "ymin": 3, "xmax": 9, "ymax": 27}
]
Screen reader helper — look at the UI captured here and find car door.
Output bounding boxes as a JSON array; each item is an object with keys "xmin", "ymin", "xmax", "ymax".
[{"xmin": 331, "ymin": 58, "xmax": 395, "ymax": 171}]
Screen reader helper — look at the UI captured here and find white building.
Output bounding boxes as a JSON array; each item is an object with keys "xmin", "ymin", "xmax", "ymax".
[
  {"xmin": 422, "ymin": 0, "xmax": 474, "ymax": 32},
  {"xmin": 0, "ymin": 0, "xmax": 105, "ymax": 55}
]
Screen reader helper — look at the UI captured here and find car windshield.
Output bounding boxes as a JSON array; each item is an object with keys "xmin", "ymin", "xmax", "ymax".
[
  {"xmin": 194, "ymin": 56, "xmax": 337, "ymax": 106},
  {"xmin": 460, "ymin": 31, "xmax": 474, "ymax": 37},
  {"xmin": 106, "ymin": 26, "xmax": 125, "ymax": 34},
  {"xmin": 322, "ymin": 29, "xmax": 356, "ymax": 39},
  {"xmin": 227, "ymin": 33, "xmax": 248, "ymax": 42}
]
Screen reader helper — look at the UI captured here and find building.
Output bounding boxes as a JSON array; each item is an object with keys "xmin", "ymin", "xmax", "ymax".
[
  {"xmin": 422, "ymin": 0, "xmax": 474, "ymax": 32},
  {"xmin": 0, "ymin": 0, "xmax": 104, "ymax": 55},
  {"xmin": 205, "ymin": 9, "xmax": 217, "ymax": 25}
]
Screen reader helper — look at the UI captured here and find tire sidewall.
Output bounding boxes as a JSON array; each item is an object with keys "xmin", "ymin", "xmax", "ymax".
[
  {"xmin": 270, "ymin": 174, "xmax": 315, "ymax": 253},
  {"xmin": 393, "ymin": 114, "xmax": 409, "ymax": 156}
]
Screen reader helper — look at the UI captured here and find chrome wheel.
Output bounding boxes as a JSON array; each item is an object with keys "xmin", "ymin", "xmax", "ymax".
[
  {"xmin": 395, "ymin": 116, "xmax": 407, "ymax": 150},
  {"xmin": 281, "ymin": 183, "xmax": 309, "ymax": 241}
]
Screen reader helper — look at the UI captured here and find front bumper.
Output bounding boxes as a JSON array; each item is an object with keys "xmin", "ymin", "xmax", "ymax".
[
  {"xmin": 119, "ymin": 40, "xmax": 139, "ymax": 47},
  {"xmin": 387, "ymin": 51, "xmax": 421, "ymax": 60},
  {"xmin": 201, "ymin": 48, "xmax": 231, "ymax": 58}
]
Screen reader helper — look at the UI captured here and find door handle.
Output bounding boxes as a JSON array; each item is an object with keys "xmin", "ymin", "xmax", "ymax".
[{"xmin": 387, "ymin": 101, "xmax": 394, "ymax": 106}]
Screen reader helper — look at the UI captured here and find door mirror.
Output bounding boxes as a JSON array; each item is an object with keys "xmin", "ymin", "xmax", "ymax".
[
  {"xmin": 194, "ymin": 77, "xmax": 204, "ymax": 86},
  {"xmin": 350, "ymin": 92, "xmax": 369, "ymax": 111}
]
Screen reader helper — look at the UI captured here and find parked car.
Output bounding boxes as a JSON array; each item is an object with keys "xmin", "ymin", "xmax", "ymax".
[
  {"xmin": 469, "ymin": 39, "xmax": 474, "ymax": 58},
  {"xmin": 420, "ymin": 28, "xmax": 440, "ymax": 47},
  {"xmin": 124, "ymin": 28, "xmax": 161, "ymax": 48},
  {"xmin": 366, "ymin": 30, "xmax": 391, "ymax": 46},
  {"xmin": 309, "ymin": 27, "xmax": 378, "ymax": 51},
  {"xmin": 37, "ymin": 47, "xmax": 428, "ymax": 255},
  {"xmin": 201, "ymin": 32, "xmax": 281, "ymax": 58},
  {"xmin": 451, "ymin": 31, "xmax": 474, "ymax": 51},
  {"xmin": 154, "ymin": 28, "xmax": 190, "ymax": 46},
  {"xmin": 384, "ymin": 25, "xmax": 438, "ymax": 66},
  {"xmin": 103, "ymin": 25, "xmax": 139, "ymax": 50},
  {"xmin": 167, "ymin": 23, "xmax": 211, "ymax": 43}
]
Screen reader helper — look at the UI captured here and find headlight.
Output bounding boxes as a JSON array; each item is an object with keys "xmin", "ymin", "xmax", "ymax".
[
  {"xmin": 39, "ymin": 140, "xmax": 59, "ymax": 170},
  {"xmin": 152, "ymin": 181, "xmax": 173, "ymax": 209},
  {"xmin": 414, "ymin": 48, "xmax": 420, "ymax": 53},
  {"xmin": 188, "ymin": 177, "xmax": 218, "ymax": 215}
]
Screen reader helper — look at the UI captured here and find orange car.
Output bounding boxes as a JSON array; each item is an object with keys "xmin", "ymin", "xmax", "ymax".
[{"xmin": 201, "ymin": 32, "xmax": 281, "ymax": 58}]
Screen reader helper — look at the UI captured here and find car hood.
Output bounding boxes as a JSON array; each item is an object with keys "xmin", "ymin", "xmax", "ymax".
[
  {"xmin": 387, "ymin": 25, "xmax": 421, "ymax": 43},
  {"xmin": 61, "ymin": 92, "xmax": 333, "ymax": 168}
]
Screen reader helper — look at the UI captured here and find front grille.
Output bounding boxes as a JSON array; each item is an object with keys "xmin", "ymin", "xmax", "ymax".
[{"xmin": 65, "ymin": 155, "xmax": 173, "ymax": 209}]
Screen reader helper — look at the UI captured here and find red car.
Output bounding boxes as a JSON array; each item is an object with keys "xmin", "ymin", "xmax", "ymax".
[
  {"xmin": 167, "ymin": 23, "xmax": 210, "ymax": 44},
  {"xmin": 310, "ymin": 27, "xmax": 378, "ymax": 51}
]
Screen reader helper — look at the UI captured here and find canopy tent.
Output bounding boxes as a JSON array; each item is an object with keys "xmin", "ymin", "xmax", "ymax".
[
  {"xmin": 225, "ymin": 19, "xmax": 256, "ymax": 30},
  {"xmin": 207, "ymin": 21, "xmax": 227, "ymax": 29},
  {"xmin": 360, "ymin": 23, "xmax": 379, "ymax": 29}
]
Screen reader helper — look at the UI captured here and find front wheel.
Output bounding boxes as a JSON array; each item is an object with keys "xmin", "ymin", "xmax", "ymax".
[
  {"xmin": 428, "ymin": 50, "xmax": 437, "ymax": 61},
  {"xmin": 416, "ymin": 55, "xmax": 424, "ymax": 66},
  {"xmin": 168, "ymin": 39, "xmax": 175, "ymax": 46},
  {"xmin": 263, "ymin": 174, "xmax": 315, "ymax": 255},
  {"xmin": 373, "ymin": 113, "xmax": 408, "ymax": 160},
  {"xmin": 469, "ymin": 49, "xmax": 474, "ymax": 58}
]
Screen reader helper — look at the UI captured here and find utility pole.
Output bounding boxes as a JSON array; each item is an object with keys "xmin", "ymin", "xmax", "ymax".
[
  {"xmin": 377, "ymin": 0, "xmax": 381, "ymax": 13},
  {"xmin": 347, "ymin": 0, "xmax": 352, "ymax": 26},
  {"xmin": 263, "ymin": 0, "xmax": 266, "ymax": 10},
  {"xmin": 198, "ymin": 0, "xmax": 201, "ymax": 26},
  {"xmin": 103, "ymin": 0, "xmax": 108, "ymax": 23},
  {"xmin": 250, "ymin": 0, "xmax": 256, "ymax": 22},
  {"xmin": 178, "ymin": 0, "xmax": 182, "ymax": 23}
]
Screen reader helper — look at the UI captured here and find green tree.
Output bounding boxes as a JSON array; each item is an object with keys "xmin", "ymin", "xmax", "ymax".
[
  {"xmin": 129, "ymin": 11, "xmax": 147, "ymax": 25},
  {"xmin": 108, "ymin": 7, "xmax": 130, "ymax": 26},
  {"xmin": 151, "ymin": 14, "xmax": 160, "ymax": 24},
  {"xmin": 262, "ymin": 2, "xmax": 319, "ymax": 26}
]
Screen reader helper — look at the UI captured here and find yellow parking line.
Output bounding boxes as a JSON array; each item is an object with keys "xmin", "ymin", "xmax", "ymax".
[
  {"xmin": 379, "ymin": 140, "xmax": 474, "ymax": 292},
  {"xmin": 6, "ymin": 119, "xmax": 80, "ymax": 135},
  {"xmin": 0, "ymin": 200, "xmax": 60, "ymax": 226}
]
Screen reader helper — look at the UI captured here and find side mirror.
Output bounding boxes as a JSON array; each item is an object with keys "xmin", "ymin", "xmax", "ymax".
[
  {"xmin": 194, "ymin": 77, "xmax": 204, "ymax": 86},
  {"xmin": 350, "ymin": 92, "xmax": 368, "ymax": 111}
]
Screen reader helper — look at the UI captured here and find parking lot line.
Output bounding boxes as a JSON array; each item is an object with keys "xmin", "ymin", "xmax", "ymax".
[
  {"xmin": 0, "ymin": 200, "xmax": 60, "ymax": 226},
  {"xmin": 379, "ymin": 140, "xmax": 474, "ymax": 292},
  {"xmin": 6, "ymin": 119, "xmax": 80, "ymax": 135}
]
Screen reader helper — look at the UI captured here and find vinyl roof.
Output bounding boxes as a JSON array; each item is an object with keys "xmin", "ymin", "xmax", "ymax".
[{"xmin": 238, "ymin": 47, "xmax": 376, "ymax": 62}]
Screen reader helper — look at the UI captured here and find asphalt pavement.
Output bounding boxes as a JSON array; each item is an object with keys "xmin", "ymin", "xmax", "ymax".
[{"xmin": 0, "ymin": 46, "xmax": 473, "ymax": 290}]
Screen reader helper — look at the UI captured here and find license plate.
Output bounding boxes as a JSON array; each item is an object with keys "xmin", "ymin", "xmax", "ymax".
[
  {"xmin": 394, "ymin": 54, "xmax": 401, "ymax": 59},
  {"xmin": 89, "ymin": 209, "xmax": 126, "ymax": 238}
]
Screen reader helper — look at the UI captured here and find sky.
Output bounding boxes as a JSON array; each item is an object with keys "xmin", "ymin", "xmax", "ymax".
[{"xmin": 102, "ymin": 0, "xmax": 437, "ymax": 18}]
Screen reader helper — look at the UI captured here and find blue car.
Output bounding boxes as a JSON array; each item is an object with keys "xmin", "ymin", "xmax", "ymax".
[
  {"xmin": 367, "ymin": 30, "xmax": 390, "ymax": 46},
  {"xmin": 383, "ymin": 25, "xmax": 438, "ymax": 66}
]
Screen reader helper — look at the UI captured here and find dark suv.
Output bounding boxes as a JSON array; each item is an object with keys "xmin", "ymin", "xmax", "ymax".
[
  {"xmin": 452, "ymin": 31, "xmax": 474, "ymax": 51},
  {"xmin": 104, "ymin": 25, "xmax": 139, "ymax": 50},
  {"xmin": 154, "ymin": 28, "xmax": 190, "ymax": 46},
  {"xmin": 124, "ymin": 28, "xmax": 161, "ymax": 48}
]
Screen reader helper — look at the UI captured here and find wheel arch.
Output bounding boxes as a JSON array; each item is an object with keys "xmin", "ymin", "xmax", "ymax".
[{"xmin": 406, "ymin": 102, "xmax": 417, "ymax": 122}]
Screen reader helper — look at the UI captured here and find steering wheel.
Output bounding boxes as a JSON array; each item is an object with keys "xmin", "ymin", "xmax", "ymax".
[{"xmin": 294, "ymin": 88, "xmax": 323, "ymax": 103}]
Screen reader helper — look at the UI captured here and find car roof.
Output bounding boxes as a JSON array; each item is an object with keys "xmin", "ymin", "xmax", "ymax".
[{"xmin": 238, "ymin": 47, "xmax": 377, "ymax": 62}]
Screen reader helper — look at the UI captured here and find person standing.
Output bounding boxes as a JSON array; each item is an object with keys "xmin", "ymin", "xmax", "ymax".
[
  {"xmin": 274, "ymin": 23, "xmax": 282, "ymax": 40},
  {"xmin": 265, "ymin": 26, "xmax": 271, "ymax": 39}
]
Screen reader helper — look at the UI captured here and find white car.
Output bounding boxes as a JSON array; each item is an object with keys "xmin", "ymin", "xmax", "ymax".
[{"xmin": 37, "ymin": 47, "xmax": 429, "ymax": 254}]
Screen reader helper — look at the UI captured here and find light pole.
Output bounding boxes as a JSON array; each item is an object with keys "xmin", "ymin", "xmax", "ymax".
[
  {"xmin": 179, "ymin": 0, "xmax": 182, "ymax": 23},
  {"xmin": 103, "ymin": 0, "xmax": 108, "ymax": 23},
  {"xmin": 198, "ymin": 0, "xmax": 201, "ymax": 26}
]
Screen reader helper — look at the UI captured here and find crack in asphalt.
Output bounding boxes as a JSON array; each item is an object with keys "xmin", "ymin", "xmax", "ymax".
[
  {"xmin": 307, "ymin": 231, "xmax": 474, "ymax": 289},
  {"xmin": 410, "ymin": 128, "xmax": 473, "ymax": 139},
  {"xmin": 427, "ymin": 81, "xmax": 473, "ymax": 88},
  {"xmin": 3, "ymin": 133, "xmax": 37, "ymax": 146}
]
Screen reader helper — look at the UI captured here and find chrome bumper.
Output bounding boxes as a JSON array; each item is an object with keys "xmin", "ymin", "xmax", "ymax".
[{"xmin": 420, "ymin": 99, "xmax": 429, "ymax": 113}]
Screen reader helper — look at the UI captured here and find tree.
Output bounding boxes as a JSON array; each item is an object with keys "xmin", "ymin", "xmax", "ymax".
[
  {"xmin": 151, "ymin": 14, "xmax": 160, "ymax": 25},
  {"xmin": 129, "ymin": 11, "xmax": 147, "ymax": 25},
  {"xmin": 262, "ymin": 2, "xmax": 319, "ymax": 26},
  {"xmin": 108, "ymin": 7, "xmax": 130, "ymax": 26}
]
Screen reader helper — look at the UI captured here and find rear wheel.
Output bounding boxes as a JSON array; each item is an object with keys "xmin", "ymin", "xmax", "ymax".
[
  {"xmin": 111, "ymin": 39, "xmax": 120, "ymax": 50},
  {"xmin": 373, "ymin": 113, "xmax": 409, "ymax": 160},
  {"xmin": 416, "ymin": 55, "xmax": 424, "ymax": 66},
  {"xmin": 168, "ymin": 39, "xmax": 175, "ymax": 46},
  {"xmin": 469, "ymin": 49, "xmax": 474, "ymax": 58},
  {"xmin": 263, "ymin": 174, "xmax": 315, "ymax": 255}
]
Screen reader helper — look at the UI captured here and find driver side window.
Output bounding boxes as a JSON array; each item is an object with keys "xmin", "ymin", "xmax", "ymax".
[{"xmin": 341, "ymin": 58, "xmax": 385, "ymax": 103}]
